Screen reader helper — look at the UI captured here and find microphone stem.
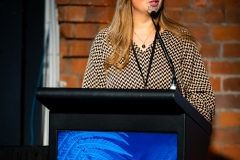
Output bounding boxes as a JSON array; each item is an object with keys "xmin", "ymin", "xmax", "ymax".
[{"xmin": 150, "ymin": 13, "xmax": 177, "ymax": 90}]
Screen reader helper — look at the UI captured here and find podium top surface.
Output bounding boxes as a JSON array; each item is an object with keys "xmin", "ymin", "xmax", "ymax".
[{"xmin": 36, "ymin": 87, "xmax": 212, "ymax": 135}]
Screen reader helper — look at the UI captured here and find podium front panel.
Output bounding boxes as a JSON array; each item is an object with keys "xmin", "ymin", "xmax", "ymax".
[{"xmin": 49, "ymin": 114, "xmax": 185, "ymax": 160}]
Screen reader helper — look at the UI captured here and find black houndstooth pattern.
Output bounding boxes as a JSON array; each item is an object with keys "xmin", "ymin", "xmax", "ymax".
[{"xmin": 82, "ymin": 27, "xmax": 215, "ymax": 122}]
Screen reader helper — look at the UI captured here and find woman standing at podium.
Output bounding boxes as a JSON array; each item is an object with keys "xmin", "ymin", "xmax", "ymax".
[{"xmin": 82, "ymin": 0, "xmax": 215, "ymax": 123}]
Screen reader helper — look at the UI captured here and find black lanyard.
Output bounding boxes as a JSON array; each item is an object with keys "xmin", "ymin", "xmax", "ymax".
[{"xmin": 132, "ymin": 32, "xmax": 157, "ymax": 89}]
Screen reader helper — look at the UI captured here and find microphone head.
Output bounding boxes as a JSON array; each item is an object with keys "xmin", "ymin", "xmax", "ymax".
[{"xmin": 150, "ymin": 11, "xmax": 157, "ymax": 19}]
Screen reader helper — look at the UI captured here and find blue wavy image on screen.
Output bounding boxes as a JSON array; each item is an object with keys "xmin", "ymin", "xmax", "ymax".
[{"xmin": 57, "ymin": 131, "xmax": 177, "ymax": 160}]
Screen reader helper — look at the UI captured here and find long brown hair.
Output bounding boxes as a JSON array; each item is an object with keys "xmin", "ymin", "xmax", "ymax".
[{"xmin": 104, "ymin": 0, "xmax": 200, "ymax": 72}]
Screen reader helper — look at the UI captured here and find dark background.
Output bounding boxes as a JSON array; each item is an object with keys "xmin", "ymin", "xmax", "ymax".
[{"xmin": 0, "ymin": 0, "xmax": 44, "ymax": 145}]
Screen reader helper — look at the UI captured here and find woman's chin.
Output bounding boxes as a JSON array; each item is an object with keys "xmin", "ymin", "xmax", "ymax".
[{"xmin": 147, "ymin": 6, "xmax": 159, "ymax": 13}]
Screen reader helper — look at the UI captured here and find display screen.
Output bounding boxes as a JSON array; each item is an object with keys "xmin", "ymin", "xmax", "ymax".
[{"xmin": 57, "ymin": 131, "xmax": 177, "ymax": 160}]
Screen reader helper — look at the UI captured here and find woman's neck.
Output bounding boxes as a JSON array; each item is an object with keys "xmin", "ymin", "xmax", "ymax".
[
  {"xmin": 133, "ymin": 11, "xmax": 154, "ymax": 31},
  {"xmin": 132, "ymin": 14, "xmax": 156, "ymax": 51}
]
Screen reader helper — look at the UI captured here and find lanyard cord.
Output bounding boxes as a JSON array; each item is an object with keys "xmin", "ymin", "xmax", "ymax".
[{"xmin": 132, "ymin": 32, "xmax": 157, "ymax": 89}]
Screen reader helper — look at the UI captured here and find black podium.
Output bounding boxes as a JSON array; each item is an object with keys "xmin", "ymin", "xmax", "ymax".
[{"xmin": 36, "ymin": 87, "xmax": 212, "ymax": 160}]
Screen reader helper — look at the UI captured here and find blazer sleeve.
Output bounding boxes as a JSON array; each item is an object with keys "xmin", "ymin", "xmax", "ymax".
[{"xmin": 180, "ymin": 40, "xmax": 215, "ymax": 123}]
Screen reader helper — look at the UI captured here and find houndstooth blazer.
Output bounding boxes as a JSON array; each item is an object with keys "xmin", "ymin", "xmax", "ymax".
[{"xmin": 82, "ymin": 27, "xmax": 215, "ymax": 123}]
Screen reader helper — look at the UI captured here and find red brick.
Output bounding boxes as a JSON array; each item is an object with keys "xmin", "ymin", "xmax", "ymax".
[
  {"xmin": 226, "ymin": 9, "xmax": 240, "ymax": 24},
  {"xmin": 75, "ymin": 24, "xmax": 98, "ymax": 39},
  {"xmin": 60, "ymin": 58, "xmax": 68, "ymax": 74},
  {"xmin": 68, "ymin": 0, "xmax": 91, "ymax": 5},
  {"xmin": 165, "ymin": 0, "xmax": 190, "ymax": 7},
  {"xmin": 182, "ymin": 9, "xmax": 203, "ymax": 23},
  {"xmin": 60, "ymin": 39, "xmax": 68, "ymax": 57},
  {"xmin": 211, "ymin": 128, "xmax": 240, "ymax": 143},
  {"xmin": 211, "ymin": 61, "xmax": 240, "ymax": 74},
  {"xmin": 223, "ymin": 78, "xmax": 240, "ymax": 91},
  {"xmin": 165, "ymin": 8, "xmax": 182, "ymax": 22},
  {"xmin": 68, "ymin": 40, "xmax": 92, "ymax": 57},
  {"xmin": 223, "ymin": 144, "xmax": 240, "ymax": 160},
  {"xmin": 64, "ymin": 6, "xmax": 87, "ymax": 22},
  {"xmin": 224, "ymin": 43, "xmax": 240, "ymax": 58},
  {"xmin": 57, "ymin": 7, "xmax": 64, "ymax": 22},
  {"xmin": 69, "ymin": 0, "xmax": 116, "ymax": 6},
  {"xmin": 98, "ymin": 24, "xmax": 109, "ymax": 32},
  {"xmin": 207, "ymin": 144, "xmax": 224, "ymax": 160},
  {"xmin": 215, "ymin": 94, "xmax": 240, "ymax": 109},
  {"xmin": 208, "ymin": 143, "xmax": 222, "ymax": 153},
  {"xmin": 71, "ymin": 58, "xmax": 88, "ymax": 74},
  {"xmin": 219, "ymin": 111, "xmax": 240, "ymax": 127},
  {"xmin": 211, "ymin": 111, "xmax": 219, "ymax": 126},
  {"xmin": 60, "ymin": 23, "xmax": 74, "ymax": 38},
  {"xmin": 200, "ymin": 42, "xmax": 220, "ymax": 58},
  {"xmin": 204, "ymin": 9, "xmax": 224, "ymax": 23},
  {"xmin": 188, "ymin": 26, "xmax": 210, "ymax": 41},
  {"xmin": 79, "ymin": 75, "xmax": 84, "ymax": 88},
  {"xmin": 202, "ymin": 60, "xmax": 209, "ymax": 72},
  {"xmin": 194, "ymin": 0, "xmax": 207, "ymax": 8},
  {"xmin": 56, "ymin": 0, "xmax": 70, "ymax": 5},
  {"xmin": 60, "ymin": 75, "xmax": 80, "ymax": 88},
  {"xmin": 92, "ymin": 0, "xmax": 116, "ymax": 6},
  {"xmin": 86, "ymin": 7, "xmax": 115, "ymax": 23},
  {"xmin": 211, "ymin": 0, "xmax": 240, "ymax": 8},
  {"xmin": 213, "ymin": 26, "xmax": 240, "ymax": 41},
  {"xmin": 209, "ymin": 77, "xmax": 220, "ymax": 92}
]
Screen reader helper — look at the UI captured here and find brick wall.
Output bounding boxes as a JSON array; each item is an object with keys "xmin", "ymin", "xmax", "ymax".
[{"xmin": 56, "ymin": 0, "xmax": 240, "ymax": 159}]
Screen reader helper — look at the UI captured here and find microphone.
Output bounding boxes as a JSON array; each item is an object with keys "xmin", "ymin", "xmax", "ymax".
[
  {"xmin": 150, "ymin": 11, "xmax": 158, "ymax": 19},
  {"xmin": 150, "ymin": 11, "xmax": 177, "ymax": 90}
]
